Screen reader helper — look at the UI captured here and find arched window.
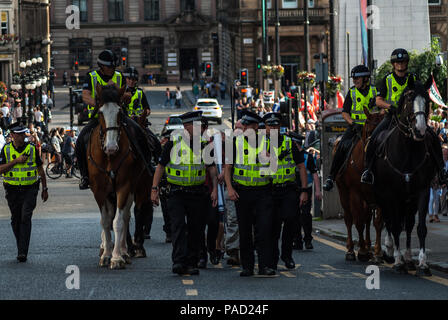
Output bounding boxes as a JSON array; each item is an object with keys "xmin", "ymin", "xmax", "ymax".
[
  {"xmin": 69, "ymin": 38, "xmax": 92, "ymax": 68},
  {"xmin": 142, "ymin": 37, "xmax": 164, "ymax": 67}
]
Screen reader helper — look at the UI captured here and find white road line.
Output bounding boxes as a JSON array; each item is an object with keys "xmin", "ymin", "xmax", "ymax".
[
  {"xmin": 182, "ymin": 280, "xmax": 194, "ymax": 285},
  {"xmin": 185, "ymin": 289, "xmax": 198, "ymax": 296}
]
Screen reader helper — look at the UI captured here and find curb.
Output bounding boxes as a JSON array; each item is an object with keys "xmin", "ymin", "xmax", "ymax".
[{"xmin": 313, "ymin": 225, "xmax": 448, "ymax": 274}]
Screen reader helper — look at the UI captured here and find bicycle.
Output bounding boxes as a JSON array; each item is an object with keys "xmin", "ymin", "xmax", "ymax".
[{"xmin": 46, "ymin": 154, "xmax": 80, "ymax": 180}]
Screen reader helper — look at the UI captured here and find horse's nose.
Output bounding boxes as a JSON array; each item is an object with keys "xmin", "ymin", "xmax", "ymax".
[{"xmin": 104, "ymin": 143, "xmax": 119, "ymax": 155}]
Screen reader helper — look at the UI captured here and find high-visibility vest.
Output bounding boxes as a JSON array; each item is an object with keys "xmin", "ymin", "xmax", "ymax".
[
  {"xmin": 88, "ymin": 70, "xmax": 122, "ymax": 118},
  {"xmin": 385, "ymin": 73, "xmax": 416, "ymax": 106},
  {"xmin": 165, "ymin": 137, "xmax": 206, "ymax": 186},
  {"xmin": 349, "ymin": 86, "xmax": 377, "ymax": 125},
  {"xmin": 303, "ymin": 152, "xmax": 314, "ymax": 188},
  {"xmin": 127, "ymin": 88, "xmax": 143, "ymax": 117},
  {"xmin": 270, "ymin": 136, "xmax": 297, "ymax": 184},
  {"xmin": 233, "ymin": 135, "xmax": 271, "ymax": 187},
  {"xmin": 3, "ymin": 143, "xmax": 38, "ymax": 186}
]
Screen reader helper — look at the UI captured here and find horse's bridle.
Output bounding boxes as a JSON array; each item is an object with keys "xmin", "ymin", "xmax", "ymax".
[
  {"xmin": 98, "ymin": 110, "xmax": 123, "ymax": 153},
  {"xmin": 393, "ymin": 93, "xmax": 427, "ymax": 141}
]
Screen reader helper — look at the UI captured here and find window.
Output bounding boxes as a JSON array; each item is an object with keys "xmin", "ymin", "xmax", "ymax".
[
  {"xmin": 105, "ymin": 37, "xmax": 129, "ymax": 62},
  {"xmin": 144, "ymin": 0, "xmax": 160, "ymax": 21},
  {"xmin": 282, "ymin": 0, "xmax": 298, "ymax": 9},
  {"xmin": 72, "ymin": 0, "xmax": 88, "ymax": 22},
  {"xmin": 108, "ymin": 0, "xmax": 123, "ymax": 21},
  {"xmin": 142, "ymin": 37, "xmax": 164, "ymax": 67},
  {"xmin": 266, "ymin": 0, "xmax": 272, "ymax": 9},
  {"xmin": 69, "ymin": 38, "xmax": 92, "ymax": 67},
  {"xmin": 181, "ymin": 0, "xmax": 195, "ymax": 11},
  {"xmin": 308, "ymin": 0, "xmax": 315, "ymax": 8},
  {"xmin": 1, "ymin": 11, "xmax": 9, "ymax": 35},
  {"xmin": 428, "ymin": 0, "xmax": 441, "ymax": 5}
]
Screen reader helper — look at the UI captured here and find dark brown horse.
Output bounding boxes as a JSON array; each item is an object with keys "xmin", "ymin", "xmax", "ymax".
[
  {"xmin": 88, "ymin": 85, "xmax": 153, "ymax": 269},
  {"xmin": 335, "ymin": 108, "xmax": 384, "ymax": 263}
]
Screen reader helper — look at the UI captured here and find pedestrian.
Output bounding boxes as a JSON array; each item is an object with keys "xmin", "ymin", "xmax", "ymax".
[
  {"xmin": 0, "ymin": 122, "xmax": 48, "ymax": 262},
  {"xmin": 263, "ymin": 113, "xmax": 308, "ymax": 270},
  {"xmin": 220, "ymin": 80, "xmax": 226, "ymax": 100},
  {"xmin": 34, "ymin": 106, "xmax": 43, "ymax": 129},
  {"xmin": 175, "ymin": 86, "xmax": 182, "ymax": 108},
  {"xmin": 440, "ymin": 144, "xmax": 448, "ymax": 217},
  {"xmin": 61, "ymin": 129, "xmax": 76, "ymax": 178},
  {"xmin": 151, "ymin": 111, "xmax": 218, "ymax": 276},
  {"xmin": 193, "ymin": 82, "xmax": 200, "ymax": 101},
  {"xmin": 63, "ymin": 70, "xmax": 68, "ymax": 86},
  {"xmin": 0, "ymin": 127, "xmax": 5, "ymax": 151},
  {"xmin": 429, "ymin": 175, "xmax": 442, "ymax": 223},
  {"xmin": 41, "ymin": 91, "xmax": 48, "ymax": 107},
  {"xmin": 224, "ymin": 110, "xmax": 276, "ymax": 277}
]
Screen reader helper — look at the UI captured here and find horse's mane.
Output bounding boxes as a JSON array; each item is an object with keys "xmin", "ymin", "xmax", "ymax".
[{"xmin": 397, "ymin": 80, "xmax": 429, "ymax": 116}]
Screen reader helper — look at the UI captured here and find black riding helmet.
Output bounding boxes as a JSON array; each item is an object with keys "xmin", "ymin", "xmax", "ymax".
[
  {"xmin": 123, "ymin": 66, "xmax": 139, "ymax": 80},
  {"xmin": 97, "ymin": 49, "xmax": 116, "ymax": 68},
  {"xmin": 390, "ymin": 48, "xmax": 409, "ymax": 63},
  {"xmin": 351, "ymin": 65, "xmax": 371, "ymax": 78}
]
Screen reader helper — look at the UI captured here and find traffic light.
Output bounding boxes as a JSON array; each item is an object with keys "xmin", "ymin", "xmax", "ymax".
[
  {"xmin": 205, "ymin": 62, "xmax": 213, "ymax": 77},
  {"xmin": 256, "ymin": 58, "xmax": 262, "ymax": 70},
  {"xmin": 74, "ymin": 60, "xmax": 79, "ymax": 70},
  {"xmin": 240, "ymin": 68, "xmax": 249, "ymax": 86},
  {"xmin": 122, "ymin": 56, "xmax": 127, "ymax": 66},
  {"xmin": 121, "ymin": 47, "xmax": 128, "ymax": 67}
]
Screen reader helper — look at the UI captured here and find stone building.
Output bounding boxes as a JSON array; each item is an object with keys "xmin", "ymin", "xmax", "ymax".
[
  {"xmin": 218, "ymin": 0, "xmax": 331, "ymax": 88},
  {"xmin": 50, "ymin": 0, "xmax": 219, "ymax": 85},
  {"xmin": 429, "ymin": 0, "xmax": 448, "ymax": 52}
]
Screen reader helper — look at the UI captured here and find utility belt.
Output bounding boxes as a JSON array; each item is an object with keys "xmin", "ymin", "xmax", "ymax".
[
  {"xmin": 272, "ymin": 181, "xmax": 297, "ymax": 190},
  {"xmin": 232, "ymin": 182, "xmax": 272, "ymax": 192},
  {"xmin": 167, "ymin": 183, "xmax": 208, "ymax": 196}
]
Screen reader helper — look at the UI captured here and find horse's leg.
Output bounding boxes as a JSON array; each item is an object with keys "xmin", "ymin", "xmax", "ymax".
[
  {"xmin": 392, "ymin": 213, "xmax": 406, "ymax": 274},
  {"xmin": 416, "ymin": 189, "xmax": 432, "ymax": 276},
  {"xmin": 99, "ymin": 202, "xmax": 113, "ymax": 267},
  {"xmin": 353, "ymin": 196, "xmax": 369, "ymax": 262},
  {"xmin": 119, "ymin": 193, "xmax": 134, "ymax": 265},
  {"xmin": 364, "ymin": 203, "xmax": 373, "ymax": 259},
  {"xmin": 383, "ymin": 217, "xmax": 395, "ymax": 264},
  {"xmin": 372, "ymin": 207, "xmax": 384, "ymax": 264},
  {"xmin": 133, "ymin": 202, "xmax": 149, "ymax": 258},
  {"xmin": 341, "ymin": 191, "xmax": 355, "ymax": 261},
  {"xmin": 110, "ymin": 195, "xmax": 127, "ymax": 270},
  {"xmin": 404, "ymin": 211, "xmax": 417, "ymax": 271}
]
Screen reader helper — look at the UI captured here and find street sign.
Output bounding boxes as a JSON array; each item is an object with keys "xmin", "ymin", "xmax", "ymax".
[{"xmin": 315, "ymin": 62, "xmax": 328, "ymax": 83}]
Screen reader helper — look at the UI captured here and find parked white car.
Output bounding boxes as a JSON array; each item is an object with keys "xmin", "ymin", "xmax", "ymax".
[{"xmin": 193, "ymin": 98, "xmax": 223, "ymax": 124}]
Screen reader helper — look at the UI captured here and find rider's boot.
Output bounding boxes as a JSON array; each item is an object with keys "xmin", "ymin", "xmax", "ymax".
[{"xmin": 323, "ymin": 175, "xmax": 334, "ymax": 191}]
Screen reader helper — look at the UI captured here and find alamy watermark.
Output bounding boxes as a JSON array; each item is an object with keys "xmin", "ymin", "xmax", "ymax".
[
  {"xmin": 365, "ymin": 265, "xmax": 380, "ymax": 290},
  {"xmin": 66, "ymin": 5, "xmax": 80, "ymax": 30},
  {"xmin": 65, "ymin": 265, "xmax": 80, "ymax": 290}
]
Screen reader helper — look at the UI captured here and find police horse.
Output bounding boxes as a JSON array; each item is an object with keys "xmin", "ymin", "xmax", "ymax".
[
  {"xmin": 88, "ymin": 85, "xmax": 154, "ymax": 269},
  {"xmin": 372, "ymin": 81, "xmax": 437, "ymax": 276}
]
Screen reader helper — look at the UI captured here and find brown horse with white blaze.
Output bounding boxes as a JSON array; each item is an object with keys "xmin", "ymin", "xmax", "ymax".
[
  {"xmin": 88, "ymin": 84, "xmax": 153, "ymax": 269},
  {"xmin": 335, "ymin": 108, "xmax": 384, "ymax": 263}
]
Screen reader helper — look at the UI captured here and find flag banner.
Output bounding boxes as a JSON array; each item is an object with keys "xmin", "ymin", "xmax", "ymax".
[
  {"xmin": 428, "ymin": 75, "xmax": 447, "ymax": 108},
  {"xmin": 337, "ymin": 91, "xmax": 344, "ymax": 109},
  {"xmin": 359, "ymin": 0, "xmax": 368, "ymax": 66}
]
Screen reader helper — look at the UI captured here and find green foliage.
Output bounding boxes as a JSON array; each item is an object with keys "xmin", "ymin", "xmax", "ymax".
[{"xmin": 374, "ymin": 38, "xmax": 448, "ymax": 101}]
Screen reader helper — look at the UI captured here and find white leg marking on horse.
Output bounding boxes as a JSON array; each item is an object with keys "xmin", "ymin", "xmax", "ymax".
[
  {"xmin": 100, "ymin": 204, "xmax": 113, "ymax": 259},
  {"xmin": 385, "ymin": 233, "xmax": 394, "ymax": 257},
  {"xmin": 394, "ymin": 247, "xmax": 402, "ymax": 265},
  {"xmin": 111, "ymin": 199, "xmax": 124, "ymax": 264},
  {"xmin": 404, "ymin": 248, "xmax": 412, "ymax": 263},
  {"xmin": 418, "ymin": 248, "xmax": 428, "ymax": 268}
]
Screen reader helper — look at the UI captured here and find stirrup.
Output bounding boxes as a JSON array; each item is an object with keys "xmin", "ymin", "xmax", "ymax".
[
  {"xmin": 360, "ymin": 170, "xmax": 374, "ymax": 185},
  {"xmin": 323, "ymin": 178, "xmax": 334, "ymax": 191},
  {"xmin": 79, "ymin": 177, "xmax": 90, "ymax": 190}
]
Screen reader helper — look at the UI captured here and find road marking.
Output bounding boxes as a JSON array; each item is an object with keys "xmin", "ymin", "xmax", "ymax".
[
  {"xmin": 185, "ymin": 289, "xmax": 198, "ymax": 296},
  {"xmin": 324, "ymin": 272, "xmax": 342, "ymax": 278},
  {"xmin": 182, "ymin": 280, "xmax": 194, "ymax": 285},
  {"xmin": 352, "ymin": 272, "xmax": 367, "ymax": 279},
  {"xmin": 314, "ymin": 234, "xmax": 448, "ymax": 287},
  {"xmin": 280, "ymin": 271, "xmax": 296, "ymax": 278},
  {"xmin": 231, "ymin": 266, "xmax": 239, "ymax": 269},
  {"xmin": 321, "ymin": 264, "xmax": 338, "ymax": 270},
  {"xmin": 307, "ymin": 272, "xmax": 325, "ymax": 278}
]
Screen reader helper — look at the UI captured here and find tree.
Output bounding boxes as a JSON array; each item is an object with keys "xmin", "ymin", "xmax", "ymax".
[{"xmin": 375, "ymin": 38, "xmax": 448, "ymax": 102}]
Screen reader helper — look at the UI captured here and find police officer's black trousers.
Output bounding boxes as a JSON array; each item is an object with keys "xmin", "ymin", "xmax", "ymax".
[
  {"xmin": 199, "ymin": 200, "xmax": 220, "ymax": 260},
  {"xmin": 272, "ymin": 186, "xmax": 298, "ymax": 267},
  {"xmin": 330, "ymin": 125, "xmax": 357, "ymax": 178},
  {"xmin": 234, "ymin": 185, "xmax": 274, "ymax": 271},
  {"xmin": 75, "ymin": 118, "xmax": 98, "ymax": 178},
  {"xmin": 294, "ymin": 188, "xmax": 313, "ymax": 244},
  {"xmin": 160, "ymin": 195, "xmax": 171, "ymax": 237},
  {"xmin": 365, "ymin": 113, "xmax": 393, "ymax": 169},
  {"xmin": 5, "ymin": 186, "xmax": 39, "ymax": 256},
  {"xmin": 167, "ymin": 190, "xmax": 208, "ymax": 267}
]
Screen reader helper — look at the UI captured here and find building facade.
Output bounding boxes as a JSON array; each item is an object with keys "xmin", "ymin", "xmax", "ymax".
[
  {"xmin": 218, "ymin": 0, "xmax": 331, "ymax": 88},
  {"xmin": 429, "ymin": 0, "xmax": 448, "ymax": 53},
  {"xmin": 0, "ymin": 0, "xmax": 50, "ymax": 84},
  {"xmin": 50, "ymin": 0, "xmax": 219, "ymax": 84}
]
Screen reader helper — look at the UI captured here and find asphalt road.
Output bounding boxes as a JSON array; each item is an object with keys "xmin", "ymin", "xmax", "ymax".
[{"xmin": 1, "ymin": 86, "xmax": 448, "ymax": 300}]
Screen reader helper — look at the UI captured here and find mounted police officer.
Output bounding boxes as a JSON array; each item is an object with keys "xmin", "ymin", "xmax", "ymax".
[
  {"xmin": 151, "ymin": 111, "xmax": 218, "ymax": 276},
  {"xmin": 0, "ymin": 123, "xmax": 48, "ymax": 262},
  {"xmin": 75, "ymin": 49, "xmax": 123, "ymax": 190},
  {"xmin": 361, "ymin": 48, "xmax": 448, "ymax": 184},
  {"xmin": 323, "ymin": 65, "xmax": 376, "ymax": 191},
  {"xmin": 224, "ymin": 110, "xmax": 276, "ymax": 277},
  {"xmin": 263, "ymin": 112, "xmax": 308, "ymax": 270},
  {"xmin": 122, "ymin": 66, "xmax": 151, "ymax": 119}
]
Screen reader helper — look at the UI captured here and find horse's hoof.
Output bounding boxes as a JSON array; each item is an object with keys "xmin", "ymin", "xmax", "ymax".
[
  {"xmin": 122, "ymin": 254, "xmax": 132, "ymax": 265},
  {"xmin": 370, "ymin": 255, "xmax": 384, "ymax": 265},
  {"xmin": 416, "ymin": 266, "xmax": 432, "ymax": 277},
  {"xmin": 392, "ymin": 263, "xmax": 408, "ymax": 274},
  {"xmin": 405, "ymin": 260, "xmax": 417, "ymax": 271},
  {"xmin": 345, "ymin": 252, "xmax": 356, "ymax": 261},
  {"xmin": 135, "ymin": 248, "xmax": 147, "ymax": 258},
  {"xmin": 357, "ymin": 252, "xmax": 370, "ymax": 262},
  {"xmin": 128, "ymin": 248, "xmax": 136, "ymax": 258},
  {"xmin": 99, "ymin": 256, "xmax": 111, "ymax": 268},
  {"xmin": 110, "ymin": 259, "xmax": 126, "ymax": 270},
  {"xmin": 382, "ymin": 252, "xmax": 395, "ymax": 264},
  {"xmin": 99, "ymin": 248, "xmax": 104, "ymax": 257}
]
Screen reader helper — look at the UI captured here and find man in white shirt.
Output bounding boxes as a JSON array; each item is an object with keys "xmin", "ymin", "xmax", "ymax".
[{"xmin": 41, "ymin": 92, "xmax": 48, "ymax": 106}]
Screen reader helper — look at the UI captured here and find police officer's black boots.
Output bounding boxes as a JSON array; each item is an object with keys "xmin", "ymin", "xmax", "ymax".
[
  {"xmin": 361, "ymin": 141, "xmax": 375, "ymax": 185},
  {"xmin": 323, "ymin": 176, "xmax": 334, "ymax": 191}
]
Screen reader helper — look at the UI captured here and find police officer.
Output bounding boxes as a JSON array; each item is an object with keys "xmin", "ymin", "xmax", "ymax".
[
  {"xmin": 323, "ymin": 65, "xmax": 377, "ymax": 191},
  {"xmin": 122, "ymin": 66, "xmax": 151, "ymax": 119},
  {"xmin": 75, "ymin": 49, "xmax": 123, "ymax": 190},
  {"xmin": 263, "ymin": 112, "xmax": 308, "ymax": 270},
  {"xmin": 361, "ymin": 48, "xmax": 448, "ymax": 184},
  {"xmin": 151, "ymin": 111, "xmax": 218, "ymax": 275},
  {"xmin": 0, "ymin": 123, "xmax": 48, "ymax": 262},
  {"xmin": 224, "ymin": 110, "xmax": 276, "ymax": 277}
]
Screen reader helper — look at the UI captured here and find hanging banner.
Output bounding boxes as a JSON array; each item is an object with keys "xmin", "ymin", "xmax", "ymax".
[{"xmin": 428, "ymin": 75, "xmax": 447, "ymax": 108}]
